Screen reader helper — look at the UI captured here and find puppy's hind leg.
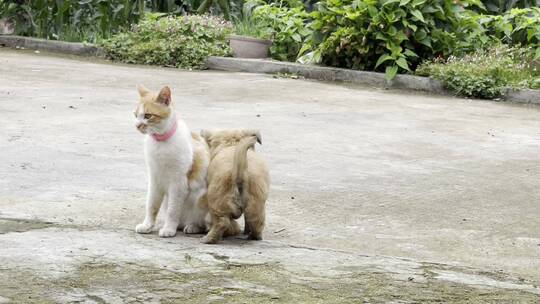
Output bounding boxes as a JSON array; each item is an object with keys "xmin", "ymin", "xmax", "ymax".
[
  {"xmin": 224, "ymin": 219, "xmax": 241, "ymax": 237},
  {"xmin": 243, "ymin": 216, "xmax": 251, "ymax": 235},
  {"xmin": 201, "ymin": 215, "xmax": 230, "ymax": 244},
  {"xmin": 243, "ymin": 198, "xmax": 265, "ymax": 241}
]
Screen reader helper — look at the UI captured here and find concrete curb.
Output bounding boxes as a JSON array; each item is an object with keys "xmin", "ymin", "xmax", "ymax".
[
  {"xmin": 207, "ymin": 56, "xmax": 445, "ymax": 93},
  {"xmin": 0, "ymin": 35, "xmax": 104, "ymax": 57},
  {"xmin": 504, "ymin": 88, "xmax": 540, "ymax": 104},
  {"xmin": 207, "ymin": 56, "xmax": 540, "ymax": 105}
]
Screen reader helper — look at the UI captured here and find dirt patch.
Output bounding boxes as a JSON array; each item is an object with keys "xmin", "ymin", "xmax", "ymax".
[
  {"xmin": 0, "ymin": 218, "xmax": 55, "ymax": 234},
  {"xmin": 222, "ymin": 263, "xmax": 540, "ymax": 303}
]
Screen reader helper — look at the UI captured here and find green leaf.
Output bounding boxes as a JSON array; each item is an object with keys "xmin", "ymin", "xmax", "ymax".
[
  {"xmin": 376, "ymin": 32, "xmax": 388, "ymax": 41},
  {"xmin": 385, "ymin": 65, "xmax": 399, "ymax": 81},
  {"xmin": 415, "ymin": 29, "xmax": 427, "ymax": 40},
  {"xmin": 367, "ymin": 6, "xmax": 378, "ymax": 18},
  {"xmin": 527, "ymin": 29, "xmax": 535, "ymax": 42},
  {"xmin": 396, "ymin": 57, "xmax": 410, "ymax": 71},
  {"xmin": 411, "ymin": 0, "xmax": 426, "ymax": 7},
  {"xmin": 197, "ymin": 0, "xmax": 213, "ymax": 14},
  {"xmin": 535, "ymin": 47, "xmax": 540, "ymax": 60},
  {"xmin": 395, "ymin": 30, "xmax": 408, "ymax": 42},
  {"xmin": 418, "ymin": 38, "xmax": 431, "ymax": 47},
  {"xmin": 422, "ymin": 5, "xmax": 438, "ymax": 13},
  {"xmin": 375, "ymin": 54, "xmax": 393, "ymax": 68},
  {"xmin": 399, "ymin": 0, "xmax": 411, "ymax": 6},
  {"xmin": 406, "ymin": 22, "xmax": 417, "ymax": 31},
  {"xmin": 503, "ymin": 23, "xmax": 513, "ymax": 38},
  {"xmin": 388, "ymin": 44, "xmax": 402, "ymax": 56},
  {"xmin": 410, "ymin": 10, "xmax": 424, "ymax": 23},
  {"xmin": 297, "ymin": 43, "xmax": 312, "ymax": 58},
  {"xmin": 383, "ymin": 0, "xmax": 400, "ymax": 6},
  {"xmin": 403, "ymin": 49, "xmax": 418, "ymax": 57}
]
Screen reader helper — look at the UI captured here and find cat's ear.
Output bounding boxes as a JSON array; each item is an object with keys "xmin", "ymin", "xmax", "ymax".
[
  {"xmin": 137, "ymin": 84, "xmax": 150, "ymax": 97},
  {"xmin": 157, "ymin": 86, "xmax": 171, "ymax": 106},
  {"xmin": 245, "ymin": 129, "xmax": 262, "ymax": 144}
]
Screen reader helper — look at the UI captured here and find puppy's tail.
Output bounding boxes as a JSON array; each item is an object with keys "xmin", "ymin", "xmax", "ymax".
[{"xmin": 231, "ymin": 135, "xmax": 261, "ymax": 218}]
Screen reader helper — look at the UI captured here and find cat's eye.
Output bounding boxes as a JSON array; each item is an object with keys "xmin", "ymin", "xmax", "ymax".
[{"xmin": 144, "ymin": 113, "xmax": 152, "ymax": 119}]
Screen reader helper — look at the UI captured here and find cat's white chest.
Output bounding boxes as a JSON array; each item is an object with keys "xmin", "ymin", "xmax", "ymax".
[{"xmin": 144, "ymin": 132, "xmax": 193, "ymax": 179}]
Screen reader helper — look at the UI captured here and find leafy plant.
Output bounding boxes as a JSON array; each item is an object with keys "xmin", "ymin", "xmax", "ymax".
[
  {"xmin": 101, "ymin": 13, "xmax": 232, "ymax": 69},
  {"xmin": 417, "ymin": 45, "xmax": 540, "ymax": 98},
  {"xmin": 196, "ymin": 0, "xmax": 247, "ymax": 20},
  {"xmin": 476, "ymin": 7, "xmax": 540, "ymax": 58},
  {"xmin": 148, "ymin": 0, "xmax": 189, "ymax": 13},
  {"xmin": 252, "ymin": 0, "xmax": 317, "ymax": 11},
  {"xmin": 250, "ymin": 2, "xmax": 309, "ymax": 61},
  {"xmin": 298, "ymin": 0, "xmax": 486, "ymax": 81},
  {"xmin": 0, "ymin": 0, "xmax": 147, "ymax": 43},
  {"xmin": 232, "ymin": 7, "xmax": 271, "ymax": 39},
  {"xmin": 480, "ymin": 0, "xmax": 539, "ymax": 14},
  {"xmin": 0, "ymin": 0, "xmax": 207, "ymax": 43}
]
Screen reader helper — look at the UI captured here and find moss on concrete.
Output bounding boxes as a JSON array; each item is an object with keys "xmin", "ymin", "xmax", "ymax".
[
  {"xmin": 0, "ymin": 218, "xmax": 55, "ymax": 234},
  {"xmin": 1, "ymin": 257, "xmax": 538, "ymax": 304}
]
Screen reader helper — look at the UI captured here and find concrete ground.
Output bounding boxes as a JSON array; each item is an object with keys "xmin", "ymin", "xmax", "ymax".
[{"xmin": 1, "ymin": 48, "xmax": 539, "ymax": 303}]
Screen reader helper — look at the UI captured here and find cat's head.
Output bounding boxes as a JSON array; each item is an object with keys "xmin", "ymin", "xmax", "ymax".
[{"xmin": 134, "ymin": 85, "xmax": 172, "ymax": 134}]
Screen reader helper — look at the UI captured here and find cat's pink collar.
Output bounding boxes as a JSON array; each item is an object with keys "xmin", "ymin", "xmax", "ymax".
[{"xmin": 152, "ymin": 120, "xmax": 177, "ymax": 142}]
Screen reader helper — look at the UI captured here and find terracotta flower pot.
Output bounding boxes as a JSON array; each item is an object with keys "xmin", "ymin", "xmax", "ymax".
[{"xmin": 229, "ymin": 35, "xmax": 271, "ymax": 59}]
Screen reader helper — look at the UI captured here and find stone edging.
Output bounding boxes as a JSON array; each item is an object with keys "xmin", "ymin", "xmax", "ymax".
[
  {"xmin": 207, "ymin": 56, "xmax": 540, "ymax": 105},
  {"xmin": 207, "ymin": 56, "xmax": 445, "ymax": 93},
  {"xmin": 504, "ymin": 88, "xmax": 540, "ymax": 104},
  {"xmin": 0, "ymin": 35, "xmax": 537, "ymax": 104},
  {"xmin": 0, "ymin": 35, "xmax": 104, "ymax": 57}
]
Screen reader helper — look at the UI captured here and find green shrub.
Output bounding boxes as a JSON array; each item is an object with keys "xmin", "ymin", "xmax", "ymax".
[
  {"xmin": 0, "ymin": 0, "xmax": 212, "ymax": 43},
  {"xmin": 196, "ymin": 0, "xmax": 233, "ymax": 20},
  {"xmin": 250, "ymin": 2, "xmax": 310, "ymax": 61},
  {"xmin": 477, "ymin": 8, "xmax": 540, "ymax": 58},
  {"xmin": 298, "ymin": 0, "xmax": 486, "ymax": 81},
  {"xmin": 101, "ymin": 14, "xmax": 232, "ymax": 69},
  {"xmin": 416, "ymin": 45, "xmax": 540, "ymax": 98},
  {"xmin": 480, "ymin": 0, "xmax": 539, "ymax": 14},
  {"xmin": 0, "ymin": 0, "xmax": 146, "ymax": 43},
  {"xmin": 252, "ymin": 0, "xmax": 306, "ymax": 8}
]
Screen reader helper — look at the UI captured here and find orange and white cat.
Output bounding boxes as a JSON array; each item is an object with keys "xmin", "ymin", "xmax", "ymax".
[{"xmin": 133, "ymin": 85, "xmax": 208, "ymax": 237}]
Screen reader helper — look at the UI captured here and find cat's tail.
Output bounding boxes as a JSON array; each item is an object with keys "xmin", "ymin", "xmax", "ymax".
[{"xmin": 230, "ymin": 134, "xmax": 261, "ymax": 218}]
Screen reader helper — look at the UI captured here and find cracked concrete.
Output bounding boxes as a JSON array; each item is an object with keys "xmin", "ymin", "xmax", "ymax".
[{"xmin": 1, "ymin": 47, "xmax": 539, "ymax": 303}]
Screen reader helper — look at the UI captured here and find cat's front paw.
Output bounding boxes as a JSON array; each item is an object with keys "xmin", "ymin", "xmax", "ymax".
[
  {"xmin": 183, "ymin": 224, "xmax": 204, "ymax": 234},
  {"xmin": 158, "ymin": 226, "xmax": 177, "ymax": 238},
  {"xmin": 135, "ymin": 223, "xmax": 153, "ymax": 234}
]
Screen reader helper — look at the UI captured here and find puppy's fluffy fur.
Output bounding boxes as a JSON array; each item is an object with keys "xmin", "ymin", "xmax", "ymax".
[{"xmin": 200, "ymin": 129, "xmax": 270, "ymax": 244}]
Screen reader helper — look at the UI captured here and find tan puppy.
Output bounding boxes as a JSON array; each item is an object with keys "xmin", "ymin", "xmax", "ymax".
[{"xmin": 200, "ymin": 129, "xmax": 270, "ymax": 244}]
